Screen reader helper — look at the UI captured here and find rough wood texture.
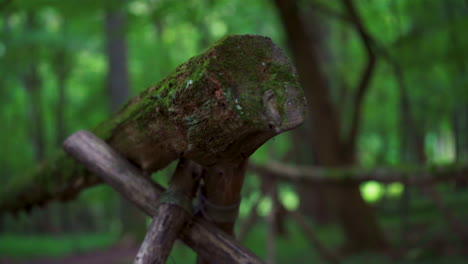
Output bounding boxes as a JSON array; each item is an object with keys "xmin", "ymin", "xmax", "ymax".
[
  {"xmin": 250, "ymin": 162, "xmax": 468, "ymax": 185},
  {"xmin": 0, "ymin": 34, "xmax": 306, "ymax": 213},
  {"xmin": 135, "ymin": 159, "xmax": 202, "ymax": 264},
  {"xmin": 200, "ymin": 161, "xmax": 248, "ymax": 232},
  {"xmin": 63, "ymin": 131, "xmax": 265, "ymax": 264}
]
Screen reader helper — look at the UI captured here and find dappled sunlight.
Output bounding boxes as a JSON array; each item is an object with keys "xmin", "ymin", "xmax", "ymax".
[{"xmin": 361, "ymin": 181, "xmax": 384, "ymax": 203}]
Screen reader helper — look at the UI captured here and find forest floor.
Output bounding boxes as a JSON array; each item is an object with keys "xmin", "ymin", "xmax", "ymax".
[
  {"xmin": 0, "ymin": 243, "xmax": 138, "ymax": 264},
  {"xmin": 2, "ymin": 186, "xmax": 468, "ymax": 263}
]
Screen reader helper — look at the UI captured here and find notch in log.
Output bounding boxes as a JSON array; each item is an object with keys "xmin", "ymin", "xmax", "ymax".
[{"xmin": 0, "ymin": 34, "xmax": 306, "ymax": 213}]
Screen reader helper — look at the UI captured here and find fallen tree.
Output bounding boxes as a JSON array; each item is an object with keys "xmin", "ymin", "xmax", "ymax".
[
  {"xmin": 0, "ymin": 34, "xmax": 306, "ymax": 213},
  {"xmin": 250, "ymin": 161, "xmax": 468, "ymax": 185}
]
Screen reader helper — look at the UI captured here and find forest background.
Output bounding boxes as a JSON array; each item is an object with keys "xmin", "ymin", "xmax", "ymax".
[{"xmin": 0, "ymin": 0, "xmax": 467, "ymax": 263}]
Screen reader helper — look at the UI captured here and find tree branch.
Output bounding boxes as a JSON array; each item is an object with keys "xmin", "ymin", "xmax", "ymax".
[
  {"xmin": 341, "ymin": 0, "xmax": 377, "ymax": 152},
  {"xmin": 306, "ymin": 2, "xmax": 351, "ymax": 23},
  {"xmin": 249, "ymin": 161, "xmax": 468, "ymax": 186}
]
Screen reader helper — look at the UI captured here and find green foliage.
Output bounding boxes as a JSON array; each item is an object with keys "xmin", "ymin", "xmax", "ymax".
[{"xmin": 1, "ymin": 0, "xmax": 467, "ymax": 261}]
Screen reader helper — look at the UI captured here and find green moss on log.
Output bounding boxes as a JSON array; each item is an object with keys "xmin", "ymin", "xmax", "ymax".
[{"xmin": 0, "ymin": 34, "xmax": 306, "ymax": 213}]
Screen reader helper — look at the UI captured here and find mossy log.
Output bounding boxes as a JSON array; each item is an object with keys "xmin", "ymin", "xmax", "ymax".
[
  {"xmin": 250, "ymin": 162, "xmax": 468, "ymax": 185},
  {"xmin": 0, "ymin": 34, "xmax": 306, "ymax": 213}
]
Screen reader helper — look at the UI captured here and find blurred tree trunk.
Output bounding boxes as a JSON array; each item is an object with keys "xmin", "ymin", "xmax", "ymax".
[
  {"xmin": 149, "ymin": 11, "xmax": 173, "ymax": 89},
  {"xmin": 453, "ymin": 109, "xmax": 468, "ymax": 163},
  {"xmin": 266, "ymin": 143, "xmax": 288, "ymax": 236},
  {"xmin": 105, "ymin": 6, "xmax": 129, "ymax": 113},
  {"xmin": 21, "ymin": 12, "xmax": 55, "ymax": 234},
  {"xmin": 272, "ymin": 0, "xmax": 388, "ymax": 252},
  {"xmin": 398, "ymin": 75, "xmax": 426, "ymax": 164},
  {"xmin": 105, "ymin": 2, "xmax": 147, "ymax": 240},
  {"xmin": 387, "ymin": 2, "xmax": 415, "ymax": 244},
  {"xmin": 22, "ymin": 13, "xmax": 45, "ymax": 163},
  {"xmin": 293, "ymin": 125, "xmax": 336, "ymax": 224},
  {"xmin": 0, "ymin": 10, "xmax": 11, "ymax": 234},
  {"xmin": 444, "ymin": 2, "xmax": 468, "ymax": 164},
  {"xmin": 51, "ymin": 24, "xmax": 75, "ymax": 233},
  {"xmin": 52, "ymin": 47, "xmax": 72, "ymax": 145},
  {"xmin": 294, "ymin": 5, "xmax": 340, "ymax": 224}
]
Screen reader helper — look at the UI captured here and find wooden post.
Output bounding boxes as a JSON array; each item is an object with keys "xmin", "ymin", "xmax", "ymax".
[
  {"xmin": 135, "ymin": 158, "xmax": 202, "ymax": 264},
  {"xmin": 196, "ymin": 160, "xmax": 248, "ymax": 264},
  {"xmin": 63, "ymin": 130, "xmax": 265, "ymax": 264}
]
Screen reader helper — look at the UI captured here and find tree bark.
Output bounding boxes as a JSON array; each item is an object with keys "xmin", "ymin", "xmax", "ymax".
[{"xmin": 0, "ymin": 35, "xmax": 306, "ymax": 217}]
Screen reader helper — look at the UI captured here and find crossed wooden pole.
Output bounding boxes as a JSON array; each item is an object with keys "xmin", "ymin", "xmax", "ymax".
[{"xmin": 64, "ymin": 130, "xmax": 263, "ymax": 264}]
